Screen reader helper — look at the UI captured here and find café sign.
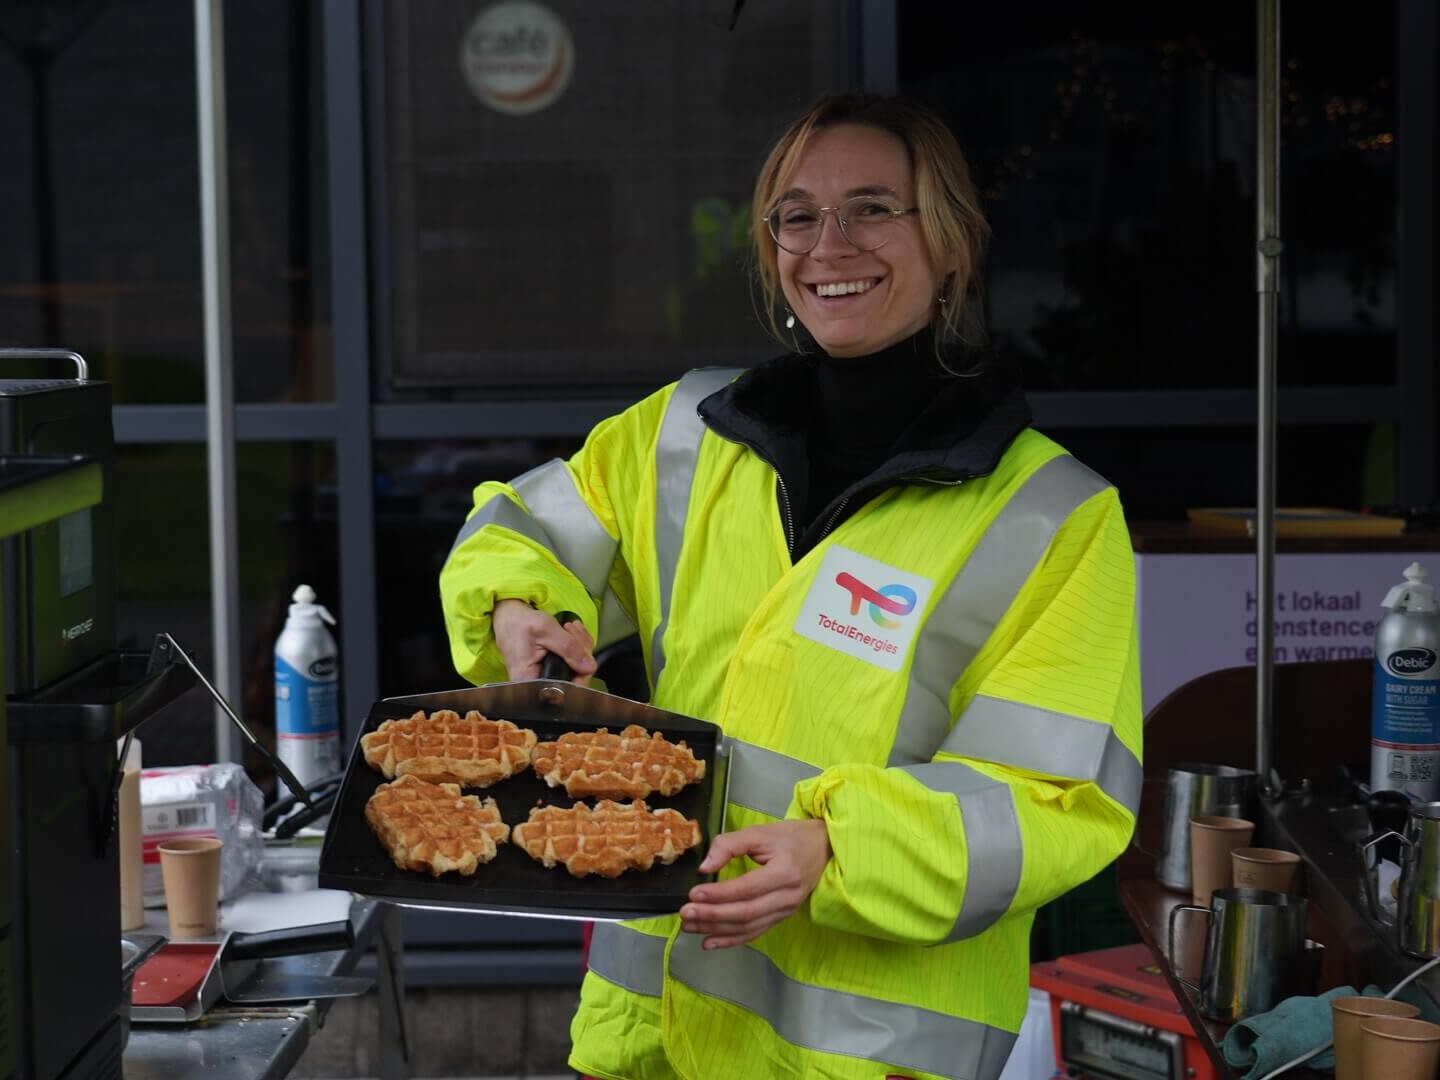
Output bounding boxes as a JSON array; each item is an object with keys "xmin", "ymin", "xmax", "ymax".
[{"xmin": 460, "ymin": 1, "xmax": 574, "ymax": 116}]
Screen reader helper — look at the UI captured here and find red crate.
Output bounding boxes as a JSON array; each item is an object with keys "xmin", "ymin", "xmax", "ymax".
[{"xmin": 1030, "ymin": 942, "xmax": 1219, "ymax": 1080}]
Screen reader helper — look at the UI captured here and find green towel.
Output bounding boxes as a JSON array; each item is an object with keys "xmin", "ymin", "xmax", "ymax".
[{"xmin": 1221, "ymin": 985, "xmax": 1365, "ymax": 1078}]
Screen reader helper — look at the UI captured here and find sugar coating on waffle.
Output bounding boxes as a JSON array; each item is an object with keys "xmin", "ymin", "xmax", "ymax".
[
  {"xmin": 511, "ymin": 799, "xmax": 702, "ymax": 878},
  {"xmin": 531, "ymin": 723, "xmax": 706, "ymax": 800},
  {"xmin": 359, "ymin": 708, "xmax": 538, "ymax": 787},
  {"xmin": 364, "ymin": 774, "xmax": 510, "ymax": 877}
]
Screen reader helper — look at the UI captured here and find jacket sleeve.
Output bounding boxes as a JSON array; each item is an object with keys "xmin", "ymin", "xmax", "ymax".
[
  {"xmin": 439, "ymin": 385, "xmax": 671, "ymax": 686},
  {"xmin": 792, "ymin": 484, "xmax": 1142, "ymax": 946}
]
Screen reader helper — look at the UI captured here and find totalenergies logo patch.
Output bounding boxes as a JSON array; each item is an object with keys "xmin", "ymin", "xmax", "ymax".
[
  {"xmin": 835, "ymin": 572, "xmax": 917, "ymax": 630},
  {"xmin": 796, "ymin": 546, "xmax": 933, "ymax": 672}
]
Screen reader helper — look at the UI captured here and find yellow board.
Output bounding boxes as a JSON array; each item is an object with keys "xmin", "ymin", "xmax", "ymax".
[{"xmin": 1186, "ymin": 506, "xmax": 1408, "ymax": 537}]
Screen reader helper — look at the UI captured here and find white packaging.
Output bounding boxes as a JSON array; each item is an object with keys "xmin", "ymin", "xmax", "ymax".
[{"xmin": 140, "ymin": 762, "xmax": 264, "ymax": 906}]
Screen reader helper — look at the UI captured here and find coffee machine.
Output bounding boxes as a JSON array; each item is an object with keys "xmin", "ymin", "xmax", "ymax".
[{"xmin": 0, "ymin": 350, "xmax": 191, "ymax": 1079}]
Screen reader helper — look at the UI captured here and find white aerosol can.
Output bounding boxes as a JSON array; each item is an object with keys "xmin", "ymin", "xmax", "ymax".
[
  {"xmin": 274, "ymin": 584, "xmax": 342, "ymax": 787},
  {"xmin": 1371, "ymin": 562, "xmax": 1440, "ymax": 800}
]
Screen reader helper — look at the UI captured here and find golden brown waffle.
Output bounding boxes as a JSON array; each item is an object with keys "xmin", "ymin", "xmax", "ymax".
[
  {"xmin": 511, "ymin": 798, "xmax": 702, "ymax": 878},
  {"xmin": 360, "ymin": 709, "xmax": 537, "ymax": 787},
  {"xmin": 531, "ymin": 723, "xmax": 706, "ymax": 800},
  {"xmin": 364, "ymin": 774, "xmax": 509, "ymax": 877}
]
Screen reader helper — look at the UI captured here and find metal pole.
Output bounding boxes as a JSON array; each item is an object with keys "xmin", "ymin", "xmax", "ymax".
[
  {"xmin": 321, "ymin": 0, "xmax": 381, "ymax": 742},
  {"xmin": 195, "ymin": 0, "xmax": 242, "ymax": 762},
  {"xmin": 1397, "ymin": 0, "xmax": 1437, "ymax": 506},
  {"xmin": 1255, "ymin": 0, "xmax": 1282, "ymax": 795}
]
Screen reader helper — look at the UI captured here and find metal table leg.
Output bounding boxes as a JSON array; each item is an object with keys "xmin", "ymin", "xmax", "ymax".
[{"xmin": 376, "ymin": 903, "xmax": 410, "ymax": 1079}]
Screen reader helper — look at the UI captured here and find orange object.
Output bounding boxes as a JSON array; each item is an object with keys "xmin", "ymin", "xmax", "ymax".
[
  {"xmin": 131, "ymin": 942, "xmax": 222, "ymax": 1009},
  {"xmin": 1030, "ymin": 942, "xmax": 1218, "ymax": 1080}
]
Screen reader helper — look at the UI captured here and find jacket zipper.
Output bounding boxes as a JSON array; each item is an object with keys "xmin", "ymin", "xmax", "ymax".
[
  {"xmin": 775, "ymin": 473, "xmax": 796, "ymax": 553},
  {"xmin": 815, "ymin": 496, "xmax": 850, "ymax": 546}
]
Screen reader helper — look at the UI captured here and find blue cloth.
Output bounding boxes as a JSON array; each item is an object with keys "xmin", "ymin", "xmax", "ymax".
[{"xmin": 1221, "ymin": 985, "xmax": 1367, "ymax": 1078}]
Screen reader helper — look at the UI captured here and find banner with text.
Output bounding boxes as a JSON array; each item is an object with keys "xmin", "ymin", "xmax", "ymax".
[{"xmin": 1137, "ymin": 551, "xmax": 1437, "ymax": 714}]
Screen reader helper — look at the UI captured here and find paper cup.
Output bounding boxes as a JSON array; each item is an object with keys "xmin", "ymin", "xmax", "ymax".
[
  {"xmin": 1231, "ymin": 847, "xmax": 1302, "ymax": 894},
  {"xmin": 1189, "ymin": 815, "xmax": 1254, "ymax": 906},
  {"xmin": 158, "ymin": 837, "xmax": 224, "ymax": 939},
  {"xmin": 1331, "ymin": 996, "xmax": 1421, "ymax": 1080},
  {"xmin": 1360, "ymin": 1015, "xmax": 1440, "ymax": 1080}
]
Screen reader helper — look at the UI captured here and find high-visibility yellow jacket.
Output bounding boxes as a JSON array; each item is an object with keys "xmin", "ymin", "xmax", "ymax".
[{"xmin": 441, "ymin": 361, "xmax": 1142, "ymax": 1080}]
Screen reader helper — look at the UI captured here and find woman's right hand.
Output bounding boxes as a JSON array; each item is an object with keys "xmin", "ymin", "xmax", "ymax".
[{"xmin": 492, "ymin": 599, "xmax": 597, "ymax": 684}]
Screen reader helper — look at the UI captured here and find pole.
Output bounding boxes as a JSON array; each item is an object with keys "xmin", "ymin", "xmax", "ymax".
[
  {"xmin": 1255, "ymin": 0, "xmax": 1282, "ymax": 796},
  {"xmin": 195, "ymin": 0, "xmax": 242, "ymax": 762}
]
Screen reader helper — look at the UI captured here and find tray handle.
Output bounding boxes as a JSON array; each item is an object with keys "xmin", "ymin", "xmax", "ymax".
[{"xmin": 538, "ymin": 610, "xmax": 584, "ymax": 681}]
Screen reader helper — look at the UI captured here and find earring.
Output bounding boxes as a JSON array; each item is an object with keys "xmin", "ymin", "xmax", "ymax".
[
  {"xmin": 785, "ymin": 309, "xmax": 796, "ymax": 329},
  {"xmin": 937, "ymin": 294, "xmax": 948, "ymax": 305}
]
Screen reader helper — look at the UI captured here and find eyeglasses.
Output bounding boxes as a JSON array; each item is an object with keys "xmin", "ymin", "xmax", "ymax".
[{"xmin": 764, "ymin": 195, "xmax": 920, "ymax": 254}]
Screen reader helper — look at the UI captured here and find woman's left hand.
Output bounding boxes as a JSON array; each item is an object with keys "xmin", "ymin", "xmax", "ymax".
[{"xmin": 680, "ymin": 819, "xmax": 832, "ymax": 949}]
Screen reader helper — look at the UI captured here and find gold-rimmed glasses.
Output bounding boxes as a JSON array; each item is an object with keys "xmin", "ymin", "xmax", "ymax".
[{"xmin": 764, "ymin": 195, "xmax": 919, "ymax": 254}]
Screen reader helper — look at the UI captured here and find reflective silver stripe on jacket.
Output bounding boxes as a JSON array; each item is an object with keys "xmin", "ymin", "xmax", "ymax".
[
  {"xmin": 512, "ymin": 461, "xmax": 636, "ymax": 648},
  {"xmin": 649, "ymin": 367, "xmax": 743, "ymax": 686},
  {"xmin": 902, "ymin": 762, "xmax": 1023, "ymax": 943},
  {"xmin": 942, "ymin": 695, "xmax": 1143, "ymax": 816},
  {"xmin": 448, "ymin": 486, "xmax": 553, "ymax": 556},
  {"xmin": 668, "ymin": 932, "xmax": 1018, "ymax": 1080},
  {"xmin": 888, "ymin": 454, "xmax": 1112, "ymax": 768},
  {"xmin": 724, "ymin": 744, "xmax": 1022, "ymax": 942},
  {"xmin": 447, "ymin": 460, "xmax": 637, "ymax": 649},
  {"xmin": 728, "ymin": 740, "xmax": 819, "ymax": 818},
  {"xmin": 586, "ymin": 921, "xmax": 664, "ymax": 997}
]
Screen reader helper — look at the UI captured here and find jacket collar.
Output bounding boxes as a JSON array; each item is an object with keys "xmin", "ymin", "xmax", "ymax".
[{"xmin": 698, "ymin": 346, "xmax": 1032, "ymax": 489}]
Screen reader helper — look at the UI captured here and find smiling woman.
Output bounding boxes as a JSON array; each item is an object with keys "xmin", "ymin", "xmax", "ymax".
[
  {"xmin": 751, "ymin": 95, "xmax": 991, "ymax": 359},
  {"xmin": 440, "ymin": 91, "xmax": 1142, "ymax": 1080}
]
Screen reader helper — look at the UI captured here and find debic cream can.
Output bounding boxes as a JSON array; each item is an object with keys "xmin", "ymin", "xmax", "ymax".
[{"xmin": 1371, "ymin": 562, "xmax": 1440, "ymax": 800}]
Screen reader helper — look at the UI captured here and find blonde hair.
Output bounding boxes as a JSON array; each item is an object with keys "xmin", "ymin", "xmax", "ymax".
[{"xmin": 751, "ymin": 93, "xmax": 990, "ymax": 352}]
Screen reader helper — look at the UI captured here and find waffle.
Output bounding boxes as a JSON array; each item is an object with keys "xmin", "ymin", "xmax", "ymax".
[
  {"xmin": 360, "ymin": 709, "xmax": 537, "ymax": 787},
  {"xmin": 364, "ymin": 774, "xmax": 509, "ymax": 877},
  {"xmin": 511, "ymin": 799, "xmax": 702, "ymax": 878},
  {"xmin": 532, "ymin": 723, "xmax": 706, "ymax": 800}
]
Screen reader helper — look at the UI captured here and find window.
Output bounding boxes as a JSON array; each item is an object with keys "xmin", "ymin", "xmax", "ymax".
[{"xmin": 378, "ymin": 1, "xmax": 847, "ymax": 394}]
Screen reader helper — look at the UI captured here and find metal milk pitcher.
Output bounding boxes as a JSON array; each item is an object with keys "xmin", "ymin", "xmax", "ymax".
[
  {"xmin": 1168, "ymin": 888, "xmax": 1311, "ymax": 1021},
  {"xmin": 1372, "ymin": 801, "xmax": 1440, "ymax": 958},
  {"xmin": 1156, "ymin": 763, "xmax": 1259, "ymax": 891}
]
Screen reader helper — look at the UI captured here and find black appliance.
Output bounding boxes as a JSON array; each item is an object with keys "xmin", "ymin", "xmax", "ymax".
[
  {"xmin": 0, "ymin": 351, "xmax": 191, "ymax": 1080},
  {"xmin": 0, "ymin": 349, "xmax": 115, "ymax": 695}
]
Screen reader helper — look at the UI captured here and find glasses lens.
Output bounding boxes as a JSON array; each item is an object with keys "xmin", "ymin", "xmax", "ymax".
[
  {"xmin": 839, "ymin": 196, "xmax": 905, "ymax": 251},
  {"xmin": 769, "ymin": 200, "xmax": 822, "ymax": 254},
  {"xmin": 767, "ymin": 197, "xmax": 908, "ymax": 253}
]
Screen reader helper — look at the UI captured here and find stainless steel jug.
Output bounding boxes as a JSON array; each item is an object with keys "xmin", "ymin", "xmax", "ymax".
[
  {"xmin": 1366, "ymin": 801, "xmax": 1440, "ymax": 958},
  {"xmin": 1168, "ymin": 888, "xmax": 1311, "ymax": 1021},
  {"xmin": 1156, "ymin": 763, "xmax": 1259, "ymax": 891}
]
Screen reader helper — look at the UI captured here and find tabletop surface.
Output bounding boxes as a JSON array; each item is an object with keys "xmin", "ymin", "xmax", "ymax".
[{"xmin": 123, "ymin": 892, "xmax": 388, "ymax": 1080}]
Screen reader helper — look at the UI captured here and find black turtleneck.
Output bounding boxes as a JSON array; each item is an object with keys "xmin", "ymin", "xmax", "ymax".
[
  {"xmin": 697, "ymin": 325, "xmax": 1031, "ymax": 561},
  {"xmin": 803, "ymin": 327, "xmax": 952, "ymax": 527}
]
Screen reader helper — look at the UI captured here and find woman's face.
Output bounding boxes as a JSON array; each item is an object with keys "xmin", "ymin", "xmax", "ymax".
[{"xmin": 775, "ymin": 123, "xmax": 943, "ymax": 358}]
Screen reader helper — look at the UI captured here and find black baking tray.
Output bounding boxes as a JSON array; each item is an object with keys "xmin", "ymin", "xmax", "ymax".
[{"xmin": 317, "ymin": 681, "xmax": 729, "ymax": 920}]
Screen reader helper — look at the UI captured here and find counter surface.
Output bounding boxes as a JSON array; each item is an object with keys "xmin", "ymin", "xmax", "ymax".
[
  {"xmin": 124, "ymin": 894, "xmax": 407, "ymax": 1080},
  {"xmin": 1121, "ymin": 790, "xmax": 1440, "ymax": 1080}
]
